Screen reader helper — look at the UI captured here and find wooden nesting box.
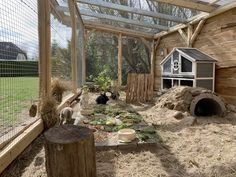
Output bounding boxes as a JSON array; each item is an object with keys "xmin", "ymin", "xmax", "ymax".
[{"xmin": 160, "ymin": 48, "xmax": 217, "ymax": 91}]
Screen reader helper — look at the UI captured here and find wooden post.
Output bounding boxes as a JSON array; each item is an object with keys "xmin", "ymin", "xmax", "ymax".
[
  {"xmin": 68, "ymin": 0, "xmax": 78, "ymax": 92},
  {"xmin": 190, "ymin": 20, "xmax": 206, "ymax": 46},
  {"xmin": 150, "ymin": 40, "xmax": 156, "ymax": 76},
  {"xmin": 38, "ymin": 0, "xmax": 51, "ymax": 97},
  {"xmin": 118, "ymin": 33, "xmax": 122, "ymax": 86},
  {"xmin": 178, "ymin": 29, "xmax": 188, "ymax": 46},
  {"xmin": 187, "ymin": 25, "xmax": 193, "ymax": 47},
  {"xmin": 77, "ymin": 21, "xmax": 86, "ymax": 87},
  {"xmin": 44, "ymin": 125, "xmax": 96, "ymax": 177}
]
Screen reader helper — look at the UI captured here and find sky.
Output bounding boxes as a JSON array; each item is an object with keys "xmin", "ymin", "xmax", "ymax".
[{"xmin": 0, "ymin": 0, "xmax": 71, "ymax": 60}]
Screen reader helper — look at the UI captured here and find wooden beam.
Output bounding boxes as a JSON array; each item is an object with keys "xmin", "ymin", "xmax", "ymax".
[
  {"xmin": 84, "ymin": 29, "xmax": 96, "ymax": 41},
  {"xmin": 57, "ymin": 6, "xmax": 169, "ymax": 30},
  {"xmin": 150, "ymin": 0, "xmax": 216, "ymax": 12},
  {"xmin": 187, "ymin": 25, "xmax": 193, "ymax": 47},
  {"xmin": 151, "ymin": 40, "xmax": 155, "ymax": 76},
  {"xmin": 190, "ymin": 20, "xmax": 205, "ymax": 45},
  {"xmin": 76, "ymin": 0, "xmax": 187, "ymax": 23},
  {"xmin": 68, "ymin": 0, "xmax": 78, "ymax": 91},
  {"xmin": 38, "ymin": 0, "xmax": 51, "ymax": 97},
  {"xmin": 0, "ymin": 119, "xmax": 44, "ymax": 174},
  {"xmin": 50, "ymin": 0, "xmax": 71, "ymax": 27},
  {"xmin": 84, "ymin": 20, "xmax": 154, "ymax": 39},
  {"xmin": 74, "ymin": 0, "xmax": 84, "ymax": 27},
  {"xmin": 209, "ymin": 0, "xmax": 220, "ymax": 5},
  {"xmin": 178, "ymin": 29, "xmax": 187, "ymax": 45},
  {"xmin": 118, "ymin": 34, "xmax": 122, "ymax": 86},
  {"xmin": 77, "ymin": 18, "xmax": 86, "ymax": 87},
  {"xmin": 80, "ymin": 10, "xmax": 168, "ymax": 30},
  {"xmin": 140, "ymin": 37, "xmax": 152, "ymax": 52},
  {"xmin": 154, "ymin": 2, "xmax": 236, "ymax": 39}
]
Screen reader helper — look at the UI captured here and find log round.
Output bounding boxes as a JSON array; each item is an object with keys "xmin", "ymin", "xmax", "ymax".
[{"xmin": 44, "ymin": 125, "xmax": 96, "ymax": 177}]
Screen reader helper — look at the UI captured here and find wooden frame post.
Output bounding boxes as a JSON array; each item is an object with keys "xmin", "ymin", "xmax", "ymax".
[
  {"xmin": 187, "ymin": 25, "xmax": 193, "ymax": 47},
  {"xmin": 77, "ymin": 18, "xmax": 86, "ymax": 87},
  {"xmin": 178, "ymin": 29, "xmax": 188, "ymax": 46},
  {"xmin": 118, "ymin": 33, "xmax": 122, "ymax": 86},
  {"xmin": 68, "ymin": 0, "xmax": 78, "ymax": 92},
  {"xmin": 190, "ymin": 20, "xmax": 206, "ymax": 46},
  {"xmin": 151, "ymin": 38, "xmax": 160, "ymax": 89},
  {"xmin": 38, "ymin": 0, "xmax": 51, "ymax": 98}
]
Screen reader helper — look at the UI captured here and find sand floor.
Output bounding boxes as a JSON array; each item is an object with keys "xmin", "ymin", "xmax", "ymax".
[{"xmin": 1, "ymin": 95, "xmax": 236, "ymax": 177}]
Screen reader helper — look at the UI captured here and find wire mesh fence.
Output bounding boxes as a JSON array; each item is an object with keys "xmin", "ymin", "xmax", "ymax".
[
  {"xmin": 86, "ymin": 31, "xmax": 118, "ymax": 82},
  {"xmin": 50, "ymin": 16, "xmax": 72, "ymax": 81},
  {"xmin": 85, "ymin": 31, "xmax": 151, "ymax": 85},
  {"xmin": 50, "ymin": 1, "xmax": 73, "ymax": 97},
  {"xmin": 0, "ymin": 0, "xmax": 39, "ymax": 143},
  {"xmin": 122, "ymin": 36, "xmax": 151, "ymax": 85}
]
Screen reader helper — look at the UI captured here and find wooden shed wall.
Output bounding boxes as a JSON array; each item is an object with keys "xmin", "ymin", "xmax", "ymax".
[{"xmin": 154, "ymin": 8, "xmax": 236, "ymax": 105}]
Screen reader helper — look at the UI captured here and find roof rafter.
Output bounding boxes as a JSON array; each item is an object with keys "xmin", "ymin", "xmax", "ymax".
[
  {"xmin": 76, "ymin": 0, "xmax": 187, "ymax": 23},
  {"xmin": 80, "ymin": 10, "xmax": 168, "ymax": 30},
  {"xmin": 63, "ymin": 16, "xmax": 154, "ymax": 39},
  {"xmin": 84, "ymin": 20, "xmax": 154, "ymax": 39},
  {"xmin": 154, "ymin": 2, "xmax": 236, "ymax": 39},
  {"xmin": 56, "ymin": 6, "xmax": 169, "ymax": 30},
  {"xmin": 150, "ymin": 0, "xmax": 216, "ymax": 12},
  {"xmin": 209, "ymin": 0, "xmax": 220, "ymax": 5}
]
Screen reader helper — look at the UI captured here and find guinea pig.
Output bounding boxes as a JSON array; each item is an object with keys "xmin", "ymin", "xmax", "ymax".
[
  {"xmin": 59, "ymin": 107, "xmax": 73, "ymax": 125},
  {"xmin": 29, "ymin": 103, "xmax": 37, "ymax": 117},
  {"xmin": 96, "ymin": 93, "xmax": 109, "ymax": 104}
]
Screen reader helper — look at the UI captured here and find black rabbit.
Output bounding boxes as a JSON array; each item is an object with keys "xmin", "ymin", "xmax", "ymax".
[{"xmin": 96, "ymin": 93, "xmax": 109, "ymax": 104}]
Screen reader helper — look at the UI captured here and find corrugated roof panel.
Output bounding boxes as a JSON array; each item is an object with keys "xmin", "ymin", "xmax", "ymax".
[{"xmin": 177, "ymin": 48, "xmax": 217, "ymax": 62}]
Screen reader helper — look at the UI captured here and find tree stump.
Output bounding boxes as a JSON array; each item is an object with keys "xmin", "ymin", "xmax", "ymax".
[{"xmin": 44, "ymin": 125, "xmax": 96, "ymax": 177}]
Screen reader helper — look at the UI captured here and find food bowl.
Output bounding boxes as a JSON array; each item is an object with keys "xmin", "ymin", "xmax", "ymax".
[{"xmin": 118, "ymin": 128, "xmax": 136, "ymax": 143}]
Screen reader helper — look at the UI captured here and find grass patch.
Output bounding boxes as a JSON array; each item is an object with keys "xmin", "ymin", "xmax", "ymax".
[{"xmin": 0, "ymin": 77, "xmax": 39, "ymax": 124}]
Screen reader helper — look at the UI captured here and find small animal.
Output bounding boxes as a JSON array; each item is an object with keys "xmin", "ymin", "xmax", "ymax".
[
  {"xmin": 96, "ymin": 93, "xmax": 109, "ymax": 104},
  {"xmin": 29, "ymin": 103, "xmax": 37, "ymax": 117},
  {"xmin": 59, "ymin": 107, "xmax": 73, "ymax": 125},
  {"xmin": 110, "ymin": 91, "xmax": 120, "ymax": 100}
]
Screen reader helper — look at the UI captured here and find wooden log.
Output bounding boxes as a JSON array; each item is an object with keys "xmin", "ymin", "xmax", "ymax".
[{"xmin": 44, "ymin": 125, "xmax": 96, "ymax": 177}]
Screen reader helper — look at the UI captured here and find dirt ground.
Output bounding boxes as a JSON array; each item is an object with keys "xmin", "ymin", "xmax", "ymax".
[{"xmin": 2, "ymin": 92, "xmax": 236, "ymax": 177}]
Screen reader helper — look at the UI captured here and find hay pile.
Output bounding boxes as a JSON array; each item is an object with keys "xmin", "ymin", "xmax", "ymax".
[
  {"xmin": 51, "ymin": 78, "xmax": 71, "ymax": 102},
  {"xmin": 155, "ymin": 86, "xmax": 215, "ymax": 112},
  {"xmin": 40, "ymin": 97, "xmax": 58, "ymax": 129}
]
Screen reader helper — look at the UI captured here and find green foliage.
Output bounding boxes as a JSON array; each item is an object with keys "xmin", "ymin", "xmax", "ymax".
[
  {"xmin": 51, "ymin": 40, "xmax": 71, "ymax": 80},
  {"xmin": 0, "ymin": 61, "xmax": 38, "ymax": 77},
  {"xmin": 89, "ymin": 66, "xmax": 112, "ymax": 91},
  {"xmin": 0, "ymin": 77, "xmax": 38, "ymax": 123},
  {"xmin": 86, "ymin": 32, "xmax": 118, "ymax": 81}
]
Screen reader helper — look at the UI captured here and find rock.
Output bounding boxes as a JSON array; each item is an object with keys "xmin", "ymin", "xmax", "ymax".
[
  {"xmin": 179, "ymin": 116, "xmax": 197, "ymax": 127},
  {"xmin": 173, "ymin": 111, "xmax": 184, "ymax": 120}
]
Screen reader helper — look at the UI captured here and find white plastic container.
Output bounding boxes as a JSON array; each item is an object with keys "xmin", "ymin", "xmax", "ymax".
[{"xmin": 118, "ymin": 128, "xmax": 136, "ymax": 143}]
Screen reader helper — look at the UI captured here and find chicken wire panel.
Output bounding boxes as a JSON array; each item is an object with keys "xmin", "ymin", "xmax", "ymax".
[
  {"xmin": 0, "ymin": 0, "xmax": 39, "ymax": 141},
  {"xmin": 50, "ymin": 6, "xmax": 72, "ymax": 83},
  {"xmin": 86, "ymin": 31, "xmax": 118, "ymax": 82},
  {"xmin": 122, "ymin": 37, "xmax": 151, "ymax": 84}
]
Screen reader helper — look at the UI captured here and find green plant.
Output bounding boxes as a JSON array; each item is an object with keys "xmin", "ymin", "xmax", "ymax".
[{"xmin": 90, "ymin": 66, "xmax": 112, "ymax": 91}]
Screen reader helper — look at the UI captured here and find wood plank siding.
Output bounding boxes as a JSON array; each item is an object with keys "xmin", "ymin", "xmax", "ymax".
[{"xmin": 154, "ymin": 8, "xmax": 236, "ymax": 105}]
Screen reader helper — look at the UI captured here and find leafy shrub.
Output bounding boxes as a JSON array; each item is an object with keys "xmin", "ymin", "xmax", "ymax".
[{"xmin": 89, "ymin": 66, "xmax": 112, "ymax": 91}]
